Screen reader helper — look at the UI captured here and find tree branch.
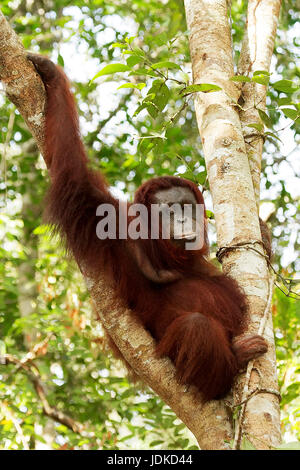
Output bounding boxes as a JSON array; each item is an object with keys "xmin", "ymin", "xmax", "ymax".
[
  {"xmin": 0, "ymin": 11, "xmax": 45, "ymax": 152},
  {"xmin": 3, "ymin": 354, "xmax": 83, "ymax": 434}
]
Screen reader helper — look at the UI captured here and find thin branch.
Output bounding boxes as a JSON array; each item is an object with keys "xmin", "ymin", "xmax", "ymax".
[
  {"xmin": 2, "ymin": 354, "xmax": 83, "ymax": 434},
  {"xmin": 20, "ymin": 333, "xmax": 54, "ymax": 365}
]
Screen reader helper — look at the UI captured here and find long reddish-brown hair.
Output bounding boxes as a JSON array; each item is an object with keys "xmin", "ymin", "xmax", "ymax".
[{"xmin": 27, "ymin": 53, "xmax": 268, "ymax": 402}]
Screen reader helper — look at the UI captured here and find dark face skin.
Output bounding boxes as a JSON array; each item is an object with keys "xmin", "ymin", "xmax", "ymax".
[{"xmin": 153, "ymin": 187, "xmax": 200, "ymax": 249}]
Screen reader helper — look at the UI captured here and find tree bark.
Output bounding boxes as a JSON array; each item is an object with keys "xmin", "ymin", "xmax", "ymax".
[
  {"xmin": 184, "ymin": 0, "xmax": 281, "ymax": 449},
  {"xmin": 238, "ymin": 0, "xmax": 282, "ymax": 206},
  {"xmin": 0, "ymin": 8, "xmax": 233, "ymax": 450}
]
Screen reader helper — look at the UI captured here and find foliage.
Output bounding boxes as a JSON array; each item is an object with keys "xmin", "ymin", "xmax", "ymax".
[{"xmin": 0, "ymin": 0, "xmax": 299, "ymax": 449}]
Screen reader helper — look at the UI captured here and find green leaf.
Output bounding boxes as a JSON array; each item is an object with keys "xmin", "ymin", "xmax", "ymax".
[
  {"xmin": 151, "ymin": 61, "xmax": 181, "ymax": 70},
  {"xmin": 129, "ymin": 68, "xmax": 156, "ymax": 77},
  {"xmin": 131, "ymin": 46, "xmax": 146, "ymax": 57},
  {"xmin": 111, "ymin": 42, "xmax": 127, "ymax": 49},
  {"xmin": 33, "ymin": 224, "xmax": 49, "ymax": 235},
  {"xmin": 135, "ymin": 79, "xmax": 171, "ymax": 119},
  {"xmin": 57, "ymin": 54, "xmax": 64, "ymax": 67},
  {"xmin": 264, "ymin": 132, "xmax": 282, "ymax": 142},
  {"xmin": 183, "ymin": 83, "xmax": 222, "ymax": 94},
  {"xmin": 146, "ymin": 79, "xmax": 170, "ymax": 112},
  {"xmin": 122, "ymin": 49, "xmax": 136, "ymax": 55},
  {"xmin": 126, "ymin": 55, "xmax": 144, "ymax": 67},
  {"xmin": 247, "ymin": 123, "xmax": 264, "ymax": 132},
  {"xmin": 180, "ymin": 169, "xmax": 196, "ymax": 182},
  {"xmin": 125, "ymin": 36, "xmax": 136, "ymax": 45},
  {"xmin": 91, "ymin": 64, "xmax": 131, "ymax": 82},
  {"xmin": 133, "ymin": 102, "xmax": 148, "ymax": 117},
  {"xmin": 278, "ymin": 97, "xmax": 292, "ymax": 106},
  {"xmin": 272, "ymin": 79, "xmax": 299, "ymax": 93},
  {"xmin": 122, "ymin": 156, "xmax": 139, "ymax": 169},
  {"xmin": 117, "ymin": 83, "xmax": 145, "ymax": 90},
  {"xmin": 174, "ymin": 423, "xmax": 186, "ymax": 435},
  {"xmin": 137, "ymin": 137, "xmax": 155, "ymax": 154},
  {"xmin": 253, "ymin": 70, "xmax": 270, "ymax": 76},
  {"xmin": 281, "ymin": 108, "xmax": 300, "ymax": 121},
  {"xmin": 252, "ymin": 74, "xmax": 270, "ymax": 86},
  {"xmin": 146, "ymin": 93, "xmax": 156, "ymax": 101},
  {"xmin": 206, "ymin": 210, "xmax": 214, "ymax": 219},
  {"xmin": 149, "ymin": 440, "xmax": 164, "ymax": 447},
  {"xmin": 135, "ymin": 83, "xmax": 146, "ymax": 90},
  {"xmin": 195, "ymin": 170, "xmax": 207, "ymax": 185},
  {"xmin": 230, "ymin": 75, "xmax": 251, "ymax": 82},
  {"xmin": 145, "ymin": 101, "xmax": 160, "ymax": 118},
  {"xmin": 118, "ymin": 433, "xmax": 135, "ymax": 442},
  {"xmin": 258, "ymin": 109, "xmax": 272, "ymax": 128}
]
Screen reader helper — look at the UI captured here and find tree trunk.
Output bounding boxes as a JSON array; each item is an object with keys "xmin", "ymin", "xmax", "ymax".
[{"xmin": 184, "ymin": 0, "xmax": 281, "ymax": 449}]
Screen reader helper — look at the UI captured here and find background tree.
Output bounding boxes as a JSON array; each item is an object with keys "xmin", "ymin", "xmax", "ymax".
[{"xmin": 0, "ymin": 0, "xmax": 299, "ymax": 450}]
